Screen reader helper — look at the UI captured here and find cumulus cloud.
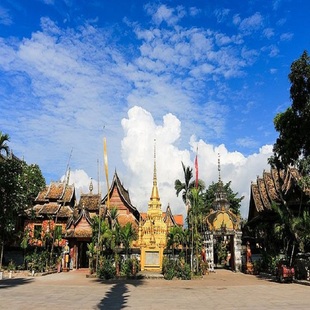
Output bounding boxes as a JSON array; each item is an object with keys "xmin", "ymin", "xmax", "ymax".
[
  {"xmin": 0, "ymin": 2, "xmax": 282, "ymax": 222},
  {"xmin": 119, "ymin": 106, "xmax": 273, "ymax": 219}
]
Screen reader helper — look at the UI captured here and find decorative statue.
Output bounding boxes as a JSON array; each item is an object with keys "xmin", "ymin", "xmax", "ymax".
[
  {"xmin": 63, "ymin": 241, "xmax": 70, "ymax": 270},
  {"xmin": 246, "ymin": 241, "xmax": 252, "ymax": 263}
]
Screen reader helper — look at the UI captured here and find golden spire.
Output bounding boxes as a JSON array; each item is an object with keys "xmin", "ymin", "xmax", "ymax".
[
  {"xmin": 218, "ymin": 153, "xmax": 221, "ymax": 183},
  {"xmin": 150, "ymin": 139, "xmax": 160, "ymax": 202}
]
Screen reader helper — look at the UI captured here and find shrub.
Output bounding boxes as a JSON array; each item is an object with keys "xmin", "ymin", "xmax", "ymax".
[
  {"xmin": 97, "ymin": 258, "xmax": 116, "ymax": 280},
  {"xmin": 163, "ymin": 257, "xmax": 191, "ymax": 280}
]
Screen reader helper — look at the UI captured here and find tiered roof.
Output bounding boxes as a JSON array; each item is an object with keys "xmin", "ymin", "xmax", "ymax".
[
  {"xmin": 248, "ymin": 166, "xmax": 310, "ymax": 223},
  {"xmin": 25, "ymin": 182, "xmax": 75, "ymax": 218}
]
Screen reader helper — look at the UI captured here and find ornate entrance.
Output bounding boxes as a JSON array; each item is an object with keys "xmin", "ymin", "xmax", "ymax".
[{"xmin": 203, "ymin": 158, "xmax": 242, "ymax": 272}]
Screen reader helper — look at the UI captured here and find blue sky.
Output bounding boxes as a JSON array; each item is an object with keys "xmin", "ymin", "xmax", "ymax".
[{"xmin": 1, "ymin": 0, "xmax": 309, "ymax": 218}]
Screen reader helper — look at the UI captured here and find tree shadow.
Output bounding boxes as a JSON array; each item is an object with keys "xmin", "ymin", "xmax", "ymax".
[
  {"xmin": 0, "ymin": 277, "xmax": 34, "ymax": 289},
  {"xmin": 95, "ymin": 278, "xmax": 144, "ymax": 310}
]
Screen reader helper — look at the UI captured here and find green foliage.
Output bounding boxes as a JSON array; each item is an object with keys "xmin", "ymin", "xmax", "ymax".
[
  {"xmin": 167, "ymin": 226, "xmax": 184, "ymax": 258},
  {"xmin": 257, "ymin": 252, "xmax": 281, "ymax": 274},
  {"xmin": 162, "ymin": 257, "xmax": 191, "ymax": 280},
  {"xmin": 174, "ymin": 162, "xmax": 205, "ymax": 206},
  {"xmin": 272, "ymin": 50, "xmax": 310, "ymax": 166},
  {"xmin": 0, "ymin": 155, "xmax": 45, "ymax": 251},
  {"xmin": 7, "ymin": 259, "xmax": 16, "ymax": 271},
  {"xmin": 203, "ymin": 181, "xmax": 243, "ymax": 215},
  {"xmin": 97, "ymin": 257, "xmax": 116, "ymax": 280},
  {"xmin": 120, "ymin": 259, "xmax": 133, "ymax": 277},
  {"xmin": 120, "ymin": 223, "xmax": 137, "ymax": 258},
  {"xmin": 0, "ymin": 131, "xmax": 10, "ymax": 156},
  {"xmin": 25, "ymin": 249, "xmax": 50, "ymax": 273}
]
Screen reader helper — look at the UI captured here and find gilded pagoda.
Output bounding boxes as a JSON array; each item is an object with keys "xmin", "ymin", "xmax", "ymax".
[{"xmin": 138, "ymin": 141, "xmax": 168, "ymax": 271}]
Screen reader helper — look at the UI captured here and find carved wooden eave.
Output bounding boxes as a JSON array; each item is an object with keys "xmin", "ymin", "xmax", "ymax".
[
  {"xmin": 248, "ymin": 166, "xmax": 310, "ymax": 223},
  {"xmin": 34, "ymin": 182, "xmax": 75, "ymax": 205}
]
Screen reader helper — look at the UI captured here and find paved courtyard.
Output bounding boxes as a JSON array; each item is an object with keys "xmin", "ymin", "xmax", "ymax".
[{"xmin": 0, "ymin": 269, "xmax": 309, "ymax": 310}]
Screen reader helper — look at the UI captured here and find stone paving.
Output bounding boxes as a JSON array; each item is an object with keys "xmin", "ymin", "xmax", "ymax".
[{"xmin": 0, "ymin": 269, "xmax": 310, "ymax": 310}]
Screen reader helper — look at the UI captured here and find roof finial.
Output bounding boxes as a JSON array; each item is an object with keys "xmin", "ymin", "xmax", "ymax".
[
  {"xmin": 153, "ymin": 139, "xmax": 157, "ymax": 186},
  {"xmin": 218, "ymin": 153, "xmax": 221, "ymax": 183},
  {"xmin": 89, "ymin": 178, "xmax": 93, "ymax": 194},
  {"xmin": 150, "ymin": 139, "xmax": 160, "ymax": 201}
]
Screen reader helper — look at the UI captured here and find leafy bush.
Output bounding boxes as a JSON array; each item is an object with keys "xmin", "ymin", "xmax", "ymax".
[
  {"xmin": 163, "ymin": 257, "xmax": 191, "ymax": 280},
  {"xmin": 97, "ymin": 258, "xmax": 116, "ymax": 280},
  {"xmin": 120, "ymin": 257, "xmax": 139, "ymax": 278},
  {"xmin": 25, "ymin": 249, "xmax": 50, "ymax": 272}
]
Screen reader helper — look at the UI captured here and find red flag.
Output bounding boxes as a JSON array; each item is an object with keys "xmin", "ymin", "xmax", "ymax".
[{"xmin": 195, "ymin": 154, "xmax": 198, "ymax": 189}]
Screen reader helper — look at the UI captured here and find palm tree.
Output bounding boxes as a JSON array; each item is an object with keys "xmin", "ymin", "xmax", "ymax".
[
  {"xmin": 175, "ymin": 162, "xmax": 193, "ymax": 205},
  {"xmin": 175, "ymin": 162, "xmax": 205, "ymax": 216},
  {"xmin": 0, "ymin": 132, "xmax": 10, "ymax": 157},
  {"xmin": 167, "ymin": 226, "xmax": 184, "ymax": 258},
  {"xmin": 109, "ymin": 206, "xmax": 119, "ymax": 230},
  {"xmin": 120, "ymin": 223, "xmax": 137, "ymax": 258}
]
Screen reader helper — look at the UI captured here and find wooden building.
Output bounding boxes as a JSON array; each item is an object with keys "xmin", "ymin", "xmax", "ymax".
[
  {"xmin": 24, "ymin": 182, "xmax": 76, "ymax": 248},
  {"xmin": 248, "ymin": 166, "xmax": 310, "ymax": 224}
]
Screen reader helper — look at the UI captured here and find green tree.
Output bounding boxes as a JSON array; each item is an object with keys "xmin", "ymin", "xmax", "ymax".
[
  {"xmin": 175, "ymin": 162, "xmax": 205, "ymax": 207},
  {"xmin": 167, "ymin": 226, "xmax": 184, "ymax": 258},
  {"xmin": 0, "ymin": 157, "xmax": 45, "ymax": 269},
  {"xmin": 120, "ymin": 223, "xmax": 137, "ymax": 258},
  {"xmin": 272, "ymin": 50, "xmax": 310, "ymax": 166},
  {"xmin": 0, "ymin": 132, "xmax": 10, "ymax": 157},
  {"xmin": 203, "ymin": 181, "xmax": 243, "ymax": 215},
  {"xmin": 269, "ymin": 51, "xmax": 310, "ymax": 259}
]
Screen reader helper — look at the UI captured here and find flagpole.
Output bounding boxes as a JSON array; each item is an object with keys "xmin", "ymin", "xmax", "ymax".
[
  {"xmin": 103, "ymin": 137, "xmax": 110, "ymax": 209},
  {"xmin": 195, "ymin": 146, "xmax": 198, "ymax": 189}
]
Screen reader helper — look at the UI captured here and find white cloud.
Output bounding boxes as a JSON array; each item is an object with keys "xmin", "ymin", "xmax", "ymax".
[
  {"xmin": 263, "ymin": 28, "xmax": 275, "ymax": 39},
  {"xmin": 145, "ymin": 4, "xmax": 186, "ymax": 26},
  {"xmin": 238, "ymin": 12, "xmax": 264, "ymax": 34},
  {"xmin": 0, "ymin": 6, "xmax": 12, "ymax": 26},
  {"xmin": 280, "ymin": 32, "xmax": 293, "ymax": 41},
  {"xmin": 119, "ymin": 106, "xmax": 273, "ymax": 219},
  {"xmin": 0, "ymin": 4, "xmax": 281, "ymax": 222},
  {"xmin": 189, "ymin": 7, "xmax": 200, "ymax": 17},
  {"xmin": 214, "ymin": 8, "xmax": 230, "ymax": 23}
]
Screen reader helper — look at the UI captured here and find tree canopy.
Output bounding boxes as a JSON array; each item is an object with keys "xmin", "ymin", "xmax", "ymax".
[
  {"xmin": 272, "ymin": 50, "xmax": 310, "ymax": 167},
  {"xmin": 0, "ymin": 133, "xmax": 46, "ymax": 268}
]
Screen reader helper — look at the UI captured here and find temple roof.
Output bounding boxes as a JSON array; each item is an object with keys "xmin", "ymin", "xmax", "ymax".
[
  {"xmin": 66, "ymin": 205, "xmax": 93, "ymax": 231},
  {"xmin": 35, "ymin": 182, "xmax": 75, "ymax": 203},
  {"xmin": 25, "ymin": 203, "xmax": 73, "ymax": 218},
  {"xmin": 102, "ymin": 171, "xmax": 140, "ymax": 221},
  {"xmin": 248, "ymin": 166, "xmax": 310, "ymax": 223},
  {"xmin": 78, "ymin": 193, "xmax": 101, "ymax": 211},
  {"xmin": 25, "ymin": 181, "xmax": 76, "ymax": 219}
]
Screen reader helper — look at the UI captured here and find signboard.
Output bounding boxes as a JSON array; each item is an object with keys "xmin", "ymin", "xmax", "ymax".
[{"xmin": 145, "ymin": 251, "xmax": 160, "ymax": 266}]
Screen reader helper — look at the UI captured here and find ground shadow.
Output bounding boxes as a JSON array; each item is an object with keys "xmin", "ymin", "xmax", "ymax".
[
  {"xmin": 95, "ymin": 278, "xmax": 144, "ymax": 310},
  {"xmin": 0, "ymin": 277, "xmax": 34, "ymax": 289}
]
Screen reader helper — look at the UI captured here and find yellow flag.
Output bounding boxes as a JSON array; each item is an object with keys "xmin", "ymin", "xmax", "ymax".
[{"xmin": 103, "ymin": 137, "xmax": 110, "ymax": 209}]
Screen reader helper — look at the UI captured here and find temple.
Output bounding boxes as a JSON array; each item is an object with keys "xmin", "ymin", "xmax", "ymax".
[{"xmin": 138, "ymin": 141, "xmax": 168, "ymax": 271}]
